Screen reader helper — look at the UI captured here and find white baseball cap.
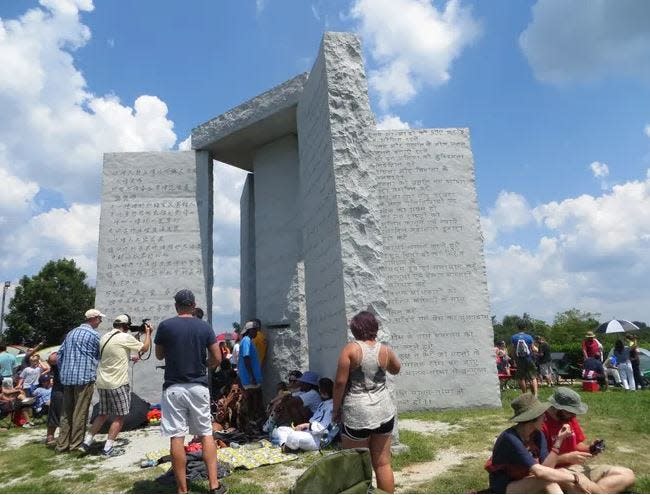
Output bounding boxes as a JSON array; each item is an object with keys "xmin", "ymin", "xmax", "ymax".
[{"xmin": 85, "ymin": 309, "xmax": 106, "ymax": 319}]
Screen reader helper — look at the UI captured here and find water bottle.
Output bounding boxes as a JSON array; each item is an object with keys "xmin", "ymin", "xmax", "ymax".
[
  {"xmin": 140, "ymin": 459, "xmax": 158, "ymax": 468},
  {"xmin": 270, "ymin": 427, "xmax": 281, "ymax": 446}
]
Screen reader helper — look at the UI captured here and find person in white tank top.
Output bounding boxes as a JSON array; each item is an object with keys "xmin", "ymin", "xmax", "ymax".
[{"xmin": 332, "ymin": 311, "xmax": 401, "ymax": 493}]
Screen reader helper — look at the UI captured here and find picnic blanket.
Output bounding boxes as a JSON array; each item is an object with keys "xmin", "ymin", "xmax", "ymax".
[{"xmin": 217, "ymin": 440, "xmax": 298, "ymax": 470}]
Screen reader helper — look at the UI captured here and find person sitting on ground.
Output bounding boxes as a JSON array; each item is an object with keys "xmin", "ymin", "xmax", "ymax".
[
  {"xmin": 542, "ymin": 387, "xmax": 636, "ymax": 493},
  {"xmin": 18, "ymin": 341, "xmax": 46, "ymax": 372},
  {"xmin": 212, "ymin": 359, "xmax": 237, "ymax": 402},
  {"xmin": 1, "ymin": 377, "xmax": 33, "ymax": 428},
  {"xmin": 276, "ymin": 378, "xmax": 334, "ymax": 452},
  {"xmin": 604, "ymin": 355, "xmax": 623, "ymax": 387},
  {"xmin": 486, "ymin": 393, "xmax": 592, "ymax": 493},
  {"xmin": 32, "ymin": 374, "xmax": 52, "ymax": 415},
  {"xmin": 583, "ymin": 355, "xmax": 607, "ymax": 389},
  {"xmin": 287, "ymin": 370, "xmax": 303, "ymax": 394},
  {"xmin": 263, "ymin": 374, "xmax": 300, "ymax": 433},
  {"xmin": 294, "ymin": 371, "xmax": 322, "ymax": 413},
  {"xmin": 17, "ymin": 354, "xmax": 45, "ymax": 396}
]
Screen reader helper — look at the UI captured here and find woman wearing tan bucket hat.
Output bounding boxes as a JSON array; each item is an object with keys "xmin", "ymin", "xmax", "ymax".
[{"xmin": 486, "ymin": 393, "xmax": 592, "ymax": 493}]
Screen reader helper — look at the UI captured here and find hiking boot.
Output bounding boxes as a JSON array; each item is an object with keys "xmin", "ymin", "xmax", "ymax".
[
  {"xmin": 102, "ymin": 447, "xmax": 125, "ymax": 457},
  {"xmin": 209, "ymin": 483, "xmax": 228, "ymax": 494}
]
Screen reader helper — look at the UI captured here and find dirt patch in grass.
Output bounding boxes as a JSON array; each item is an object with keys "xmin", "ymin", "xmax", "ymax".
[{"xmin": 399, "ymin": 419, "xmax": 462, "ymax": 435}]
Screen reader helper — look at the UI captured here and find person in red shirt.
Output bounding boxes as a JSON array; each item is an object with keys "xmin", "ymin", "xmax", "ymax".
[
  {"xmin": 582, "ymin": 331, "xmax": 603, "ymax": 361},
  {"xmin": 542, "ymin": 387, "xmax": 635, "ymax": 493}
]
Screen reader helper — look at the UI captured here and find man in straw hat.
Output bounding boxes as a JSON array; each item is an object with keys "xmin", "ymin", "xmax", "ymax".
[
  {"xmin": 542, "ymin": 387, "xmax": 635, "ymax": 493},
  {"xmin": 487, "ymin": 393, "xmax": 594, "ymax": 493},
  {"xmin": 582, "ymin": 331, "xmax": 603, "ymax": 362}
]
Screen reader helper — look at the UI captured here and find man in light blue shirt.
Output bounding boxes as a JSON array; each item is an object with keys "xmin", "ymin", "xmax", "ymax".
[
  {"xmin": 238, "ymin": 320, "xmax": 263, "ymax": 432},
  {"xmin": 0, "ymin": 344, "xmax": 17, "ymax": 379}
]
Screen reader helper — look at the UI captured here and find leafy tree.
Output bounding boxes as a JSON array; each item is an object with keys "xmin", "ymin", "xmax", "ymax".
[
  {"xmin": 548, "ymin": 308, "xmax": 600, "ymax": 344},
  {"xmin": 3, "ymin": 259, "xmax": 95, "ymax": 345},
  {"xmin": 492, "ymin": 313, "xmax": 550, "ymax": 344}
]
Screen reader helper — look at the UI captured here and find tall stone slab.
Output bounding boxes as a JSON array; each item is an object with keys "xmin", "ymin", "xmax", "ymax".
[
  {"xmin": 374, "ymin": 129, "xmax": 500, "ymax": 409},
  {"xmin": 240, "ymin": 174, "xmax": 256, "ymax": 322},
  {"xmin": 253, "ymin": 135, "xmax": 308, "ymax": 394},
  {"xmin": 95, "ymin": 151, "xmax": 213, "ymax": 402},
  {"xmin": 297, "ymin": 32, "xmax": 388, "ymax": 378}
]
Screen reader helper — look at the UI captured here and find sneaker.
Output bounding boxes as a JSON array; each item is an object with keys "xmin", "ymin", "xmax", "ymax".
[
  {"xmin": 209, "ymin": 483, "xmax": 228, "ymax": 494},
  {"xmin": 21, "ymin": 423, "xmax": 32, "ymax": 429},
  {"xmin": 77, "ymin": 442, "xmax": 91, "ymax": 454},
  {"xmin": 102, "ymin": 447, "xmax": 125, "ymax": 457}
]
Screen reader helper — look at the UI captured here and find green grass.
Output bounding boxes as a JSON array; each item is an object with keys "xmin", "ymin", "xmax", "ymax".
[{"xmin": 1, "ymin": 386, "xmax": 648, "ymax": 493}]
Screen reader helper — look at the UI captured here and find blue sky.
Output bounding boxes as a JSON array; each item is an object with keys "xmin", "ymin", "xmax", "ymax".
[{"xmin": 1, "ymin": 0, "xmax": 650, "ymax": 331}]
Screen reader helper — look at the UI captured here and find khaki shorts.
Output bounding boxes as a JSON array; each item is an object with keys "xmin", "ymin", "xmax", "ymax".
[
  {"xmin": 568, "ymin": 464, "xmax": 616, "ymax": 483},
  {"xmin": 161, "ymin": 383, "xmax": 212, "ymax": 437}
]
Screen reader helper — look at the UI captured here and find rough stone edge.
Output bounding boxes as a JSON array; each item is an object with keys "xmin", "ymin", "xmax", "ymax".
[
  {"xmin": 321, "ymin": 32, "xmax": 389, "ymax": 337},
  {"xmin": 240, "ymin": 174, "xmax": 256, "ymax": 324},
  {"xmin": 191, "ymin": 73, "xmax": 308, "ymax": 150}
]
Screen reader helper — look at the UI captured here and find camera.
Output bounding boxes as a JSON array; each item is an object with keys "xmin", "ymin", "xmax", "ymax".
[
  {"xmin": 589, "ymin": 439, "xmax": 605, "ymax": 455},
  {"xmin": 129, "ymin": 318, "xmax": 152, "ymax": 333}
]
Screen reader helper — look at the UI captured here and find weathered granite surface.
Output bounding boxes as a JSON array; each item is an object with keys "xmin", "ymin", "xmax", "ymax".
[
  {"xmin": 240, "ymin": 174, "xmax": 256, "ymax": 323},
  {"xmin": 297, "ymin": 32, "xmax": 388, "ymax": 378},
  {"xmin": 95, "ymin": 151, "xmax": 213, "ymax": 402},
  {"xmin": 192, "ymin": 74, "xmax": 308, "ymax": 170},
  {"xmin": 374, "ymin": 129, "xmax": 500, "ymax": 409},
  {"xmin": 252, "ymin": 135, "xmax": 308, "ymax": 396}
]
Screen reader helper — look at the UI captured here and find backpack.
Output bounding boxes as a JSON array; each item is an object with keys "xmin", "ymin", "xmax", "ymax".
[{"xmin": 515, "ymin": 338, "xmax": 530, "ymax": 358}]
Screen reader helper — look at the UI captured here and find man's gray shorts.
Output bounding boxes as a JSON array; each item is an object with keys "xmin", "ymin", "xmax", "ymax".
[
  {"xmin": 98, "ymin": 384, "xmax": 131, "ymax": 417},
  {"xmin": 161, "ymin": 383, "xmax": 212, "ymax": 437}
]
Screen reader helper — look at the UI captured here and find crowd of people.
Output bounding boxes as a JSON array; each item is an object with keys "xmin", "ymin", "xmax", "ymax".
[
  {"xmin": 1, "ymin": 291, "xmax": 403, "ymax": 494},
  {"xmin": 3, "ymin": 293, "xmax": 645, "ymax": 494},
  {"xmin": 495, "ymin": 322, "xmax": 647, "ymax": 395}
]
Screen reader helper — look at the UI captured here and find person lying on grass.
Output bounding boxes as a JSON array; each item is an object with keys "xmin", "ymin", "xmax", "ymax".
[
  {"xmin": 542, "ymin": 387, "xmax": 635, "ymax": 493},
  {"xmin": 486, "ymin": 393, "xmax": 594, "ymax": 493}
]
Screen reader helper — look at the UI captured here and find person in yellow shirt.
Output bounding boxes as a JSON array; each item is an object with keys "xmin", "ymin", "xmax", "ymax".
[
  {"xmin": 79, "ymin": 315, "xmax": 152, "ymax": 457},
  {"xmin": 250, "ymin": 318, "xmax": 267, "ymax": 366}
]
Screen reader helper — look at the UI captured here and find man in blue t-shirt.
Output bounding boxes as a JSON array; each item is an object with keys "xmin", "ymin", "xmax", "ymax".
[
  {"xmin": 154, "ymin": 289, "xmax": 225, "ymax": 494},
  {"xmin": 238, "ymin": 319, "xmax": 264, "ymax": 432},
  {"xmin": 510, "ymin": 322, "xmax": 538, "ymax": 396}
]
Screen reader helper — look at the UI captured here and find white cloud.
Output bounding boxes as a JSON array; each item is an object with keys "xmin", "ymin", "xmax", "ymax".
[
  {"xmin": 0, "ymin": 0, "xmax": 176, "ymax": 203},
  {"xmin": 520, "ymin": 0, "xmax": 650, "ymax": 84},
  {"xmin": 486, "ymin": 172, "xmax": 650, "ymax": 322},
  {"xmin": 351, "ymin": 0, "xmax": 481, "ymax": 108},
  {"xmin": 644, "ymin": 124, "xmax": 650, "ymax": 138},
  {"xmin": 1, "ymin": 202, "xmax": 100, "ymax": 278},
  {"xmin": 481, "ymin": 191, "xmax": 533, "ymax": 244},
  {"xmin": 590, "ymin": 161, "xmax": 609, "ymax": 179},
  {"xmin": 376, "ymin": 114, "xmax": 411, "ymax": 130},
  {"xmin": 0, "ymin": 166, "xmax": 39, "ymax": 212},
  {"xmin": 213, "ymin": 161, "xmax": 248, "ymax": 228},
  {"xmin": 178, "ymin": 135, "xmax": 192, "ymax": 151},
  {"xmin": 212, "ymin": 285, "xmax": 240, "ymax": 320}
]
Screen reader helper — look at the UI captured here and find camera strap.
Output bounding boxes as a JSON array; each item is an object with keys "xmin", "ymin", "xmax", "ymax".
[{"xmin": 100, "ymin": 330, "xmax": 121, "ymax": 358}]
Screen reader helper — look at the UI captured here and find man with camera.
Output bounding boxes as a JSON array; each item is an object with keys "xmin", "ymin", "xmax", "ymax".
[
  {"xmin": 80, "ymin": 314, "xmax": 152, "ymax": 457},
  {"xmin": 542, "ymin": 387, "xmax": 635, "ymax": 493}
]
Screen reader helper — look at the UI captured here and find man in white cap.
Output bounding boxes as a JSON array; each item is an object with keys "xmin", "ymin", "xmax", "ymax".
[
  {"xmin": 56, "ymin": 308, "xmax": 104, "ymax": 453},
  {"xmin": 80, "ymin": 314, "xmax": 152, "ymax": 457}
]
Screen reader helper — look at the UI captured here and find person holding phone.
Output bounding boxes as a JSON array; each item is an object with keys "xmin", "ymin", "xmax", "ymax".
[{"xmin": 542, "ymin": 387, "xmax": 635, "ymax": 493}]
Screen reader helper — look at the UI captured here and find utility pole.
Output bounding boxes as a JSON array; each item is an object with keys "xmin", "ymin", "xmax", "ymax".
[{"xmin": 0, "ymin": 281, "xmax": 10, "ymax": 336}]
